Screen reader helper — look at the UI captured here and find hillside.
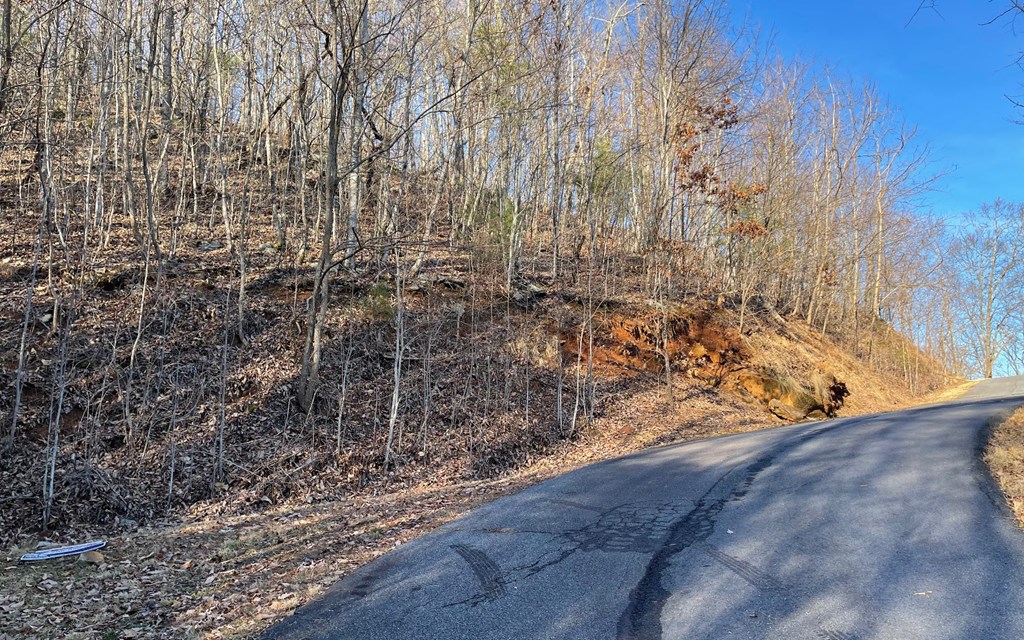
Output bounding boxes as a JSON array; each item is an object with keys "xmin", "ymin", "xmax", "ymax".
[
  {"xmin": 0, "ymin": 203, "xmax": 955, "ymax": 637},
  {"xmin": 0, "ymin": 207, "xmax": 950, "ymax": 540}
]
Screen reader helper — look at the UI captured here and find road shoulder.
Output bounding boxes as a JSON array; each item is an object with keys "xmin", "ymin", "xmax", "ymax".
[{"xmin": 985, "ymin": 407, "xmax": 1024, "ymax": 526}]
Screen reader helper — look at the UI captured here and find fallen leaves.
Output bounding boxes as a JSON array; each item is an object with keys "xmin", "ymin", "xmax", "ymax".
[{"xmin": 2, "ymin": 461, "xmax": 579, "ymax": 638}]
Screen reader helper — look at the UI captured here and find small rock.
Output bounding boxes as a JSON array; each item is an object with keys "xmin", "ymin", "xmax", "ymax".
[{"xmin": 79, "ymin": 551, "xmax": 105, "ymax": 564}]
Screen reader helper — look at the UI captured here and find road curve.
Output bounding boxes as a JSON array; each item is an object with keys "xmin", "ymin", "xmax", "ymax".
[{"xmin": 265, "ymin": 377, "xmax": 1024, "ymax": 640}]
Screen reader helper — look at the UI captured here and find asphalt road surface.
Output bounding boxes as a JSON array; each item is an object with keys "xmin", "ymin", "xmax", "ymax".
[{"xmin": 265, "ymin": 377, "xmax": 1024, "ymax": 640}]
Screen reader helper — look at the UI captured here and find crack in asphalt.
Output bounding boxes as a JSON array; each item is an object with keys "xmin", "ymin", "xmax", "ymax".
[
  {"xmin": 442, "ymin": 456, "xmax": 788, "ymax": 610},
  {"xmin": 616, "ymin": 423, "xmax": 837, "ymax": 640},
  {"xmin": 545, "ymin": 497, "xmax": 607, "ymax": 513},
  {"xmin": 443, "ymin": 501, "xmax": 694, "ymax": 606}
]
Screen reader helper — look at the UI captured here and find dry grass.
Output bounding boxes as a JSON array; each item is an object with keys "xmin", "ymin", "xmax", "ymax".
[
  {"xmin": 917, "ymin": 379, "xmax": 980, "ymax": 405},
  {"xmin": 986, "ymin": 407, "xmax": 1024, "ymax": 525},
  {"xmin": 743, "ymin": 318, "xmax": 940, "ymax": 416}
]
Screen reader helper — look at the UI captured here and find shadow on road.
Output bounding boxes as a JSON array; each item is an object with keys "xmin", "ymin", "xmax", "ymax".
[{"xmin": 266, "ymin": 395, "xmax": 1024, "ymax": 640}]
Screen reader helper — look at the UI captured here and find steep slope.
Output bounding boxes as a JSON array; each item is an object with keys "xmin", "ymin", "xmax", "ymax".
[
  {"xmin": 0, "ymin": 191, "xmax": 954, "ymax": 640},
  {"xmin": 1, "ymin": 230, "xmax": 948, "ymax": 545}
]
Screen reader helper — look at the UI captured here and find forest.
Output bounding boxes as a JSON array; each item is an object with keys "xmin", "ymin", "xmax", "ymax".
[{"xmin": 1, "ymin": 0, "xmax": 1023, "ymax": 551}]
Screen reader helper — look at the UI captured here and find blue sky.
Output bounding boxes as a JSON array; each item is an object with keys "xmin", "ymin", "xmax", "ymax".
[{"xmin": 730, "ymin": 1, "xmax": 1024, "ymax": 218}]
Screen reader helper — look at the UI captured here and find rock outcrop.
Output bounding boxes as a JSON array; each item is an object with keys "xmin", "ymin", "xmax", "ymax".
[{"xmin": 734, "ymin": 369, "xmax": 849, "ymax": 422}]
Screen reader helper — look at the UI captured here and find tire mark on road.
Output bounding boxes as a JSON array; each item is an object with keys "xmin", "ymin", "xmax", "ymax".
[
  {"xmin": 449, "ymin": 544, "xmax": 507, "ymax": 606},
  {"xmin": 700, "ymin": 543, "xmax": 782, "ymax": 591},
  {"xmin": 817, "ymin": 630, "xmax": 856, "ymax": 640}
]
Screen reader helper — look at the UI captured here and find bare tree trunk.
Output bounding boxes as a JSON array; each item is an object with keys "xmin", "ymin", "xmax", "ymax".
[
  {"xmin": 345, "ymin": 1, "xmax": 368, "ymax": 268},
  {"xmin": 383, "ymin": 257, "xmax": 404, "ymax": 472},
  {"xmin": 6, "ymin": 216, "xmax": 45, "ymax": 450},
  {"xmin": 298, "ymin": 9, "xmax": 347, "ymax": 411},
  {"xmin": 158, "ymin": 5, "xmax": 174, "ymax": 193},
  {"xmin": 0, "ymin": 0, "xmax": 12, "ymax": 117}
]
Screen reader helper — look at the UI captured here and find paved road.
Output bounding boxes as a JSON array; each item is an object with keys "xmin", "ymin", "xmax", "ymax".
[{"xmin": 266, "ymin": 377, "xmax": 1024, "ymax": 640}]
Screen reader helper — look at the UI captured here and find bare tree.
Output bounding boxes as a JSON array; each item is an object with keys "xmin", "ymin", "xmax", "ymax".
[{"xmin": 948, "ymin": 201, "xmax": 1024, "ymax": 378}]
